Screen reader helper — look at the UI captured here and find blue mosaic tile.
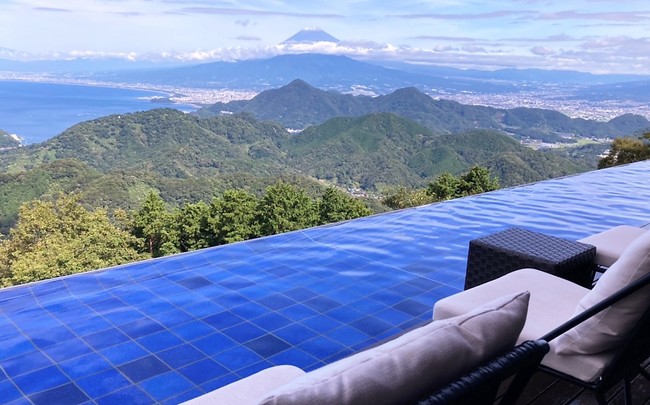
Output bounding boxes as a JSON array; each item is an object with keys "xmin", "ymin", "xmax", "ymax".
[
  {"xmin": 12, "ymin": 365, "xmax": 70, "ymax": 395},
  {"xmin": 268, "ymin": 347, "xmax": 319, "ymax": 369},
  {"xmin": 178, "ymin": 359, "xmax": 229, "ymax": 385},
  {"xmin": 118, "ymin": 355, "xmax": 171, "ymax": 383},
  {"xmin": 278, "ymin": 304, "xmax": 319, "ymax": 321},
  {"xmin": 66, "ymin": 316, "xmax": 113, "ymax": 336},
  {"xmin": 59, "ymin": 352, "xmax": 112, "ymax": 380},
  {"xmin": 301, "ymin": 314, "xmax": 344, "ymax": 333},
  {"xmin": 251, "ymin": 312, "xmax": 293, "ymax": 332},
  {"xmin": 160, "ymin": 388, "xmax": 203, "ymax": 405},
  {"xmin": 273, "ymin": 323, "xmax": 318, "ymax": 346},
  {"xmin": 222, "ymin": 322, "xmax": 267, "ymax": 343},
  {"xmin": 245, "ymin": 334, "xmax": 291, "ymax": 358},
  {"xmin": 302, "ymin": 296, "xmax": 341, "ymax": 312},
  {"xmin": 234, "ymin": 359, "xmax": 275, "ymax": 378},
  {"xmin": 29, "ymin": 382, "xmax": 89, "ymax": 405},
  {"xmin": 350, "ymin": 316, "xmax": 394, "ymax": 336},
  {"xmin": 192, "ymin": 332, "xmax": 238, "ymax": 356},
  {"xmin": 199, "ymin": 373, "xmax": 239, "ymax": 392},
  {"xmin": 154, "ymin": 309, "xmax": 194, "ymax": 329},
  {"xmin": 218, "ymin": 276, "xmax": 255, "ymax": 290},
  {"xmin": 324, "ymin": 305, "xmax": 366, "ymax": 323},
  {"xmin": 373, "ymin": 307, "xmax": 415, "ymax": 325},
  {"xmin": 96, "ymin": 386, "xmax": 154, "ymax": 405},
  {"xmin": 180, "ymin": 300, "xmax": 225, "ymax": 318},
  {"xmin": 137, "ymin": 330, "xmax": 184, "ymax": 352},
  {"xmin": 42, "ymin": 338, "xmax": 93, "ymax": 362},
  {"xmin": 118, "ymin": 318, "xmax": 165, "ymax": 339},
  {"xmin": 169, "ymin": 320, "xmax": 215, "ymax": 342},
  {"xmin": 297, "ymin": 336, "xmax": 346, "ymax": 360},
  {"xmin": 176, "ymin": 276, "xmax": 213, "ymax": 290},
  {"xmin": 76, "ymin": 368, "xmax": 131, "ymax": 398},
  {"xmin": 83, "ymin": 328, "xmax": 131, "ymax": 350},
  {"xmin": 328, "ymin": 325, "xmax": 373, "ymax": 347},
  {"xmin": 202, "ymin": 311, "xmax": 245, "ymax": 329},
  {"xmin": 99, "ymin": 341, "xmax": 149, "ymax": 366},
  {"xmin": 102, "ymin": 308, "xmax": 147, "ymax": 326},
  {"xmin": 214, "ymin": 291, "xmax": 250, "ymax": 307},
  {"xmin": 158, "ymin": 344, "xmax": 205, "ymax": 370},
  {"xmin": 257, "ymin": 293, "xmax": 296, "ymax": 310},
  {"xmin": 212, "ymin": 345, "xmax": 264, "ymax": 373},
  {"xmin": 0, "ymin": 380, "xmax": 23, "ymax": 403},
  {"xmin": 265, "ymin": 266, "xmax": 298, "ymax": 278},
  {"xmin": 230, "ymin": 301, "xmax": 271, "ymax": 319},
  {"xmin": 138, "ymin": 371, "xmax": 194, "ymax": 402},
  {"xmin": 393, "ymin": 299, "xmax": 432, "ymax": 317},
  {"xmin": 282, "ymin": 287, "xmax": 318, "ymax": 301},
  {"xmin": 1, "ymin": 350, "xmax": 53, "ymax": 378}
]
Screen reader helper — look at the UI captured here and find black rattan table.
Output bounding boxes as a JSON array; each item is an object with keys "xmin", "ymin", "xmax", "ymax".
[{"xmin": 464, "ymin": 228, "xmax": 596, "ymax": 290}]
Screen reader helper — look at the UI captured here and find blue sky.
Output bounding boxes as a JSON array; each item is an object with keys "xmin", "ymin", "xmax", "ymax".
[{"xmin": 1, "ymin": 0, "xmax": 649, "ymax": 74}]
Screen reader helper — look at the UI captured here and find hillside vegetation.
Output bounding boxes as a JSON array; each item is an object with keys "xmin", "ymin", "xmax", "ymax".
[
  {"xmin": 0, "ymin": 108, "xmax": 594, "ymax": 234},
  {"xmin": 198, "ymin": 79, "xmax": 650, "ymax": 142}
]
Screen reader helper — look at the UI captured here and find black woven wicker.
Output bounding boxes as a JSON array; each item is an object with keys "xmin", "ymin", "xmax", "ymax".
[
  {"xmin": 417, "ymin": 340, "xmax": 550, "ymax": 405},
  {"xmin": 465, "ymin": 227, "xmax": 596, "ymax": 289}
]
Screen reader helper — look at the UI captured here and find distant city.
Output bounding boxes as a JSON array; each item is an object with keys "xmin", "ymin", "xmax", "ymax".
[{"xmin": 2, "ymin": 70, "xmax": 649, "ymax": 124}]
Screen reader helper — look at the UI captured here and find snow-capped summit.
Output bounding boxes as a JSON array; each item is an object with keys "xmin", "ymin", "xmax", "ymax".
[{"xmin": 281, "ymin": 27, "xmax": 340, "ymax": 44}]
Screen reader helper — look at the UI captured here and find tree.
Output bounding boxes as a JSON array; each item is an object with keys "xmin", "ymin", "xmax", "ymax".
[
  {"xmin": 598, "ymin": 132, "xmax": 650, "ymax": 168},
  {"xmin": 317, "ymin": 187, "xmax": 372, "ymax": 224},
  {"xmin": 384, "ymin": 166, "xmax": 500, "ymax": 209},
  {"xmin": 175, "ymin": 201, "xmax": 211, "ymax": 252},
  {"xmin": 256, "ymin": 181, "xmax": 318, "ymax": 236},
  {"xmin": 208, "ymin": 189, "xmax": 259, "ymax": 244},
  {"xmin": 457, "ymin": 165, "xmax": 500, "ymax": 196},
  {"xmin": 0, "ymin": 194, "xmax": 144, "ymax": 286},
  {"xmin": 427, "ymin": 172, "xmax": 463, "ymax": 201},
  {"xmin": 132, "ymin": 191, "xmax": 177, "ymax": 257}
]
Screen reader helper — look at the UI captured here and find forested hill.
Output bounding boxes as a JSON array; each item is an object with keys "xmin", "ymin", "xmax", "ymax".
[
  {"xmin": 281, "ymin": 113, "xmax": 588, "ymax": 189},
  {"xmin": 1, "ymin": 108, "xmax": 588, "ymax": 188},
  {"xmin": 0, "ymin": 108, "xmax": 591, "ymax": 233},
  {"xmin": 197, "ymin": 79, "xmax": 650, "ymax": 142},
  {"xmin": 4, "ymin": 109, "xmax": 292, "ymax": 178},
  {"xmin": 0, "ymin": 130, "xmax": 20, "ymax": 148}
]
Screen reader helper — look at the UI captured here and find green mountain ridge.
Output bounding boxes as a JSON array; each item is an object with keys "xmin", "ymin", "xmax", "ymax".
[
  {"xmin": 0, "ymin": 130, "xmax": 21, "ymax": 149},
  {"xmin": 199, "ymin": 79, "xmax": 650, "ymax": 141},
  {"xmin": 0, "ymin": 108, "xmax": 591, "ymax": 234}
]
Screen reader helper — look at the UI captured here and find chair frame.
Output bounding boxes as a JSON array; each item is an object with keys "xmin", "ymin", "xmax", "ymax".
[
  {"xmin": 537, "ymin": 271, "xmax": 650, "ymax": 405},
  {"xmin": 417, "ymin": 339, "xmax": 550, "ymax": 405},
  {"xmin": 419, "ymin": 272, "xmax": 650, "ymax": 405}
]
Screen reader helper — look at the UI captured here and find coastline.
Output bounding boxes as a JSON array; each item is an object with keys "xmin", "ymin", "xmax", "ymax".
[{"xmin": 0, "ymin": 72, "xmax": 257, "ymax": 107}]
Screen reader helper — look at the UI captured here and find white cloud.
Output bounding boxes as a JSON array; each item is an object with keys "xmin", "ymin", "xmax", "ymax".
[{"xmin": 530, "ymin": 46, "xmax": 556, "ymax": 56}]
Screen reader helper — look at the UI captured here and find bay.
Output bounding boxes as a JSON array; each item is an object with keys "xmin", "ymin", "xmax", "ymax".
[{"xmin": 0, "ymin": 80, "xmax": 196, "ymax": 144}]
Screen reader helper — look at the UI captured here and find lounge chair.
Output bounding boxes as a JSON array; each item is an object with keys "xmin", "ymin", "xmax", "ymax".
[
  {"xmin": 579, "ymin": 225, "xmax": 647, "ymax": 268},
  {"xmin": 182, "ymin": 291, "xmax": 542, "ymax": 405},
  {"xmin": 434, "ymin": 228, "xmax": 650, "ymax": 404}
]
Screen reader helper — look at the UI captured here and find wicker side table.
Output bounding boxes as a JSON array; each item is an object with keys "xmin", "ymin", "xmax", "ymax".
[{"xmin": 464, "ymin": 228, "xmax": 596, "ymax": 290}]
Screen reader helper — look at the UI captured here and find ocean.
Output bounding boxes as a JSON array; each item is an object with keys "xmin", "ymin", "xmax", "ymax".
[{"xmin": 0, "ymin": 80, "xmax": 196, "ymax": 144}]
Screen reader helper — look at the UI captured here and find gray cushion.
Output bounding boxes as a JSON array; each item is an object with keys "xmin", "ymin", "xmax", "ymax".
[
  {"xmin": 556, "ymin": 229, "xmax": 650, "ymax": 355},
  {"xmin": 259, "ymin": 291, "xmax": 530, "ymax": 405},
  {"xmin": 579, "ymin": 225, "xmax": 647, "ymax": 267}
]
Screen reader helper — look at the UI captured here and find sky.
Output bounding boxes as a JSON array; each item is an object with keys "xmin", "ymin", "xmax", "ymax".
[{"xmin": 1, "ymin": 0, "xmax": 650, "ymax": 74}]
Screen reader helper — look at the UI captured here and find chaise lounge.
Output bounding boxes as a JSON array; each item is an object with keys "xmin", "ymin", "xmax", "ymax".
[{"xmin": 434, "ymin": 227, "xmax": 650, "ymax": 403}]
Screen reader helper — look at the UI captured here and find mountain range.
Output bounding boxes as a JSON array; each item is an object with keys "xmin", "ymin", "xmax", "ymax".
[
  {"xmin": 0, "ymin": 107, "xmax": 594, "ymax": 232},
  {"xmin": 95, "ymin": 52, "xmax": 649, "ymax": 98},
  {"xmin": 198, "ymin": 79, "xmax": 650, "ymax": 142}
]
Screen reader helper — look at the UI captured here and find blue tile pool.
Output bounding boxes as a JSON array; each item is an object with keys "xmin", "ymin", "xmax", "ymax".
[{"xmin": 1, "ymin": 161, "xmax": 649, "ymax": 404}]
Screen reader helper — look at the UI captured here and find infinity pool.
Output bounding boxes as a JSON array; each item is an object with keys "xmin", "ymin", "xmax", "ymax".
[{"xmin": 1, "ymin": 161, "xmax": 649, "ymax": 404}]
